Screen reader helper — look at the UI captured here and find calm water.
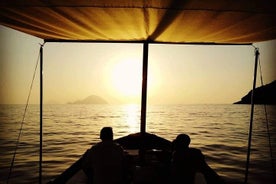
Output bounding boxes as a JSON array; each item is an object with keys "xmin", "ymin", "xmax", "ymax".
[{"xmin": 0, "ymin": 104, "xmax": 275, "ymax": 184}]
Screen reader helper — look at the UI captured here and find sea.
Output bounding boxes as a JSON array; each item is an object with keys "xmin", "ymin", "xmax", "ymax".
[{"xmin": 0, "ymin": 104, "xmax": 275, "ymax": 184}]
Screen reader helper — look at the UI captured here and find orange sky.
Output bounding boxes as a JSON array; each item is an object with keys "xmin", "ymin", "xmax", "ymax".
[{"xmin": 0, "ymin": 25, "xmax": 275, "ymax": 105}]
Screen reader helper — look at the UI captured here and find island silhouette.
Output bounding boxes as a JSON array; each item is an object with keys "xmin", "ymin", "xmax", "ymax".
[
  {"xmin": 68, "ymin": 95, "xmax": 108, "ymax": 104},
  {"xmin": 234, "ymin": 80, "xmax": 276, "ymax": 105}
]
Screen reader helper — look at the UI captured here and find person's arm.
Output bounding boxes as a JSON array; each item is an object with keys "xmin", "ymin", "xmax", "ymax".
[
  {"xmin": 198, "ymin": 150, "xmax": 224, "ymax": 184},
  {"xmin": 82, "ymin": 148, "xmax": 93, "ymax": 175}
]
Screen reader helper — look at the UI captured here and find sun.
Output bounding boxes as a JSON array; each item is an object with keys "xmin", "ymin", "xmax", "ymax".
[{"xmin": 110, "ymin": 58, "xmax": 142, "ymax": 98}]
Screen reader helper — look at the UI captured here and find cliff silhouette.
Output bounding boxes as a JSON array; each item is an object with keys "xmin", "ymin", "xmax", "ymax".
[
  {"xmin": 69, "ymin": 95, "xmax": 108, "ymax": 104},
  {"xmin": 234, "ymin": 80, "xmax": 276, "ymax": 105}
]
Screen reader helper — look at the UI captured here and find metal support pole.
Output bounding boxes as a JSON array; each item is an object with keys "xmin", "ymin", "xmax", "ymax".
[
  {"xmin": 244, "ymin": 48, "xmax": 259, "ymax": 183},
  {"xmin": 140, "ymin": 42, "xmax": 149, "ymax": 134},
  {"xmin": 39, "ymin": 44, "xmax": 44, "ymax": 184}
]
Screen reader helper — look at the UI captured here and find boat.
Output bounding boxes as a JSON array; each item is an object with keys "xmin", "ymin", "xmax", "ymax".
[
  {"xmin": 1, "ymin": 1, "xmax": 275, "ymax": 183},
  {"xmin": 49, "ymin": 132, "xmax": 173, "ymax": 184}
]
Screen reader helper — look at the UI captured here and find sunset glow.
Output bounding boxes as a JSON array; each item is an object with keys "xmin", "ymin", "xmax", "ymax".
[
  {"xmin": 0, "ymin": 26, "xmax": 275, "ymax": 105},
  {"xmin": 110, "ymin": 58, "xmax": 142, "ymax": 98}
]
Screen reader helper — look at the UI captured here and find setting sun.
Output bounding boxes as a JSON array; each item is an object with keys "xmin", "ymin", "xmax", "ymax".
[{"xmin": 110, "ymin": 58, "xmax": 142, "ymax": 98}]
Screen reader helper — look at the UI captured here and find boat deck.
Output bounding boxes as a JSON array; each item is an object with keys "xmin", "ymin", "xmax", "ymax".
[
  {"xmin": 65, "ymin": 149, "xmax": 207, "ymax": 184},
  {"xmin": 49, "ymin": 133, "xmax": 208, "ymax": 184}
]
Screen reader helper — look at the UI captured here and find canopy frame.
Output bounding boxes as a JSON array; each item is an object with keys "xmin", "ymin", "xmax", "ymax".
[{"xmin": 37, "ymin": 39, "xmax": 258, "ymax": 183}]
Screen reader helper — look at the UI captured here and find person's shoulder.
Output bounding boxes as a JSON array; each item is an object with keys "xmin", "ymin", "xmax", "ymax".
[
  {"xmin": 189, "ymin": 148, "xmax": 203, "ymax": 155},
  {"xmin": 90, "ymin": 142, "xmax": 103, "ymax": 151},
  {"xmin": 113, "ymin": 142, "xmax": 124, "ymax": 151},
  {"xmin": 83, "ymin": 143, "xmax": 101, "ymax": 158},
  {"xmin": 189, "ymin": 147, "xmax": 201, "ymax": 152},
  {"xmin": 189, "ymin": 148, "xmax": 205, "ymax": 159}
]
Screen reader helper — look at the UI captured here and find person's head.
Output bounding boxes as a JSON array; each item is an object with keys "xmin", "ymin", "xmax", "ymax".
[
  {"xmin": 100, "ymin": 127, "xmax": 113, "ymax": 141},
  {"xmin": 173, "ymin": 134, "xmax": 191, "ymax": 150}
]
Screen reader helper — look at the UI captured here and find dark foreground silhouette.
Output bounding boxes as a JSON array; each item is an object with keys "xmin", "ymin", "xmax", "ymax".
[
  {"xmin": 171, "ymin": 134, "xmax": 224, "ymax": 184},
  {"xmin": 50, "ymin": 132, "xmax": 224, "ymax": 184},
  {"xmin": 82, "ymin": 127, "xmax": 127, "ymax": 184}
]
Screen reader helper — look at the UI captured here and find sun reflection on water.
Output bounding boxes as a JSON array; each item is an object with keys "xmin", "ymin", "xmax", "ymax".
[{"xmin": 123, "ymin": 104, "xmax": 140, "ymax": 134}]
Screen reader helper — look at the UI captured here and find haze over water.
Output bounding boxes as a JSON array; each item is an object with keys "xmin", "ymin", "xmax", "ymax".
[{"xmin": 0, "ymin": 104, "xmax": 275, "ymax": 184}]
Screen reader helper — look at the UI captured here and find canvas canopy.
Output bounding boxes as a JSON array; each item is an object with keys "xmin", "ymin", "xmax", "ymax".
[{"xmin": 0, "ymin": 0, "xmax": 276, "ymax": 44}]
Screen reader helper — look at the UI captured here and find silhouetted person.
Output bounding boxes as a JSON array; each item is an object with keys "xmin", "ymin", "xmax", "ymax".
[
  {"xmin": 171, "ymin": 134, "xmax": 223, "ymax": 184},
  {"xmin": 82, "ymin": 127, "xmax": 127, "ymax": 184}
]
